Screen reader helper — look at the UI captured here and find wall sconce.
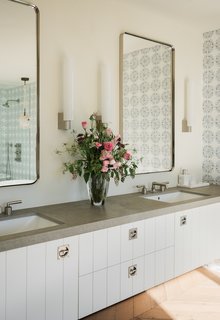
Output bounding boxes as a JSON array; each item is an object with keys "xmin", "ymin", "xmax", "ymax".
[
  {"xmin": 182, "ymin": 79, "xmax": 194, "ymax": 132},
  {"xmin": 100, "ymin": 63, "xmax": 115, "ymax": 129},
  {"xmin": 58, "ymin": 55, "xmax": 74, "ymax": 130}
]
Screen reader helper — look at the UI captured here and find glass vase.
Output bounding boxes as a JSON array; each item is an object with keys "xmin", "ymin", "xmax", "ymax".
[{"xmin": 87, "ymin": 174, "xmax": 109, "ymax": 206}]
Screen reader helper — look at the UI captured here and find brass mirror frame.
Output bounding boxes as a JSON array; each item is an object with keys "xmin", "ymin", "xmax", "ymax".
[
  {"xmin": 0, "ymin": 0, "xmax": 40, "ymax": 187},
  {"xmin": 119, "ymin": 32, "xmax": 175, "ymax": 174}
]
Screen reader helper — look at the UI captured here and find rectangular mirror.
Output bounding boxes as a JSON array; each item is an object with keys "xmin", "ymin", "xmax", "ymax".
[
  {"xmin": 119, "ymin": 32, "xmax": 175, "ymax": 174},
  {"xmin": 0, "ymin": 0, "xmax": 39, "ymax": 187}
]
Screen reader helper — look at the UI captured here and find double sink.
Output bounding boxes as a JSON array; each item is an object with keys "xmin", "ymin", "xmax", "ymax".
[{"xmin": 0, "ymin": 189, "xmax": 210, "ymax": 238}]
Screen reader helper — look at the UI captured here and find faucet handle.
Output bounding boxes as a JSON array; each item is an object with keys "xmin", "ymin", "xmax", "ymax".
[{"xmin": 136, "ymin": 185, "xmax": 148, "ymax": 194}]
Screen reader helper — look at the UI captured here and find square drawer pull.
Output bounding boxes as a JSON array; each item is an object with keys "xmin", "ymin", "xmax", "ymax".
[
  {"xmin": 57, "ymin": 245, "xmax": 69, "ymax": 259},
  {"xmin": 129, "ymin": 227, "xmax": 138, "ymax": 240},
  {"xmin": 180, "ymin": 215, "xmax": 187, "ymax": 226},
  {"xmin": 128, "ymin": 264, "xmax": 137, "ymax": 277}
]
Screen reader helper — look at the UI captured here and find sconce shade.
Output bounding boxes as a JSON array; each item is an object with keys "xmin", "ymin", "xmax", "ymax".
[
  {"xmin": 62, "ymin": 55, "xmax": 74, "ymax": 121},
  {"xmin": 100, "ymin": 63, "xmax": 113, "ymax": 125},
  {"xmin": 186, "ymin": 79, "xmax": 194, "ymax": 129}
]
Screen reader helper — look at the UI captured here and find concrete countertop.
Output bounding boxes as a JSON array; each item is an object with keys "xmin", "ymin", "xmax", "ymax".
[{"xmin": 0, "ymin": 185, "xmax": 220, "ymax": 252}]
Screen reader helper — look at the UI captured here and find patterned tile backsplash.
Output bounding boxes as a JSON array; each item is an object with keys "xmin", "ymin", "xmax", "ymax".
[
  {"xmin": 0, "ymin": 83, "xmax": 36, "ymax": 181},
  {"xmin": 202, "ymin": 29, "xmax": 220, "ymax": 184},
  {"xmin": 122, "ymin": 44, "xmax": 173, "ymax": 173}
]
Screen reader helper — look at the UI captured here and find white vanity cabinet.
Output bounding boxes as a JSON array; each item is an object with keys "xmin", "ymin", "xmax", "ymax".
[
  {"xmin": 78, "ymin": 214, "xmax": 175, "ymax": 319},
  {"xmin": 174, "ymin": 202, "xmax": 220, "ymax": 277},
  {"xmin": 2, "ymin": 199, "xmax": 220, "ymax": 320},
  {"xmin": 0, "ymin": 236, "xmax": 78, "ymax": 320}
]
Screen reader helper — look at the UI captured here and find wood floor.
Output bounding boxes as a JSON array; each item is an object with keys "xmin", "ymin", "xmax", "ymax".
[
  {"xmin": 83, "ymin": 261, "xmax": 220, "ymax": 320},
  {"xmin": 135, "ymin": 262, "xmax": 220, "ymax": 320}
]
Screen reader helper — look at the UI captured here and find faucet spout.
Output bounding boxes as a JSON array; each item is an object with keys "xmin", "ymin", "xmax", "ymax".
[
  {"xmin": 5, "ymin": 200, "xmax": 22, "ymax": 216},
  {"xmin": 152, "ymin": 181, "xmax": 169, "ymax": 192}
]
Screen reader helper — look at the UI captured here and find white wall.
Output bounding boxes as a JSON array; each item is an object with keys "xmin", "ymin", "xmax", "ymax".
[{"xmin": 0, "ymin": 0, "xmax": 209, "ymax": 209}]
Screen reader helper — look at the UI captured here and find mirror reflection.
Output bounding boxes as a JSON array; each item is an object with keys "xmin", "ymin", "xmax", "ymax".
[
  {"xmin": 0, "ymin": 0, "xmax": 39, "ymax": 187},
  {"xmin": 119, "ymin": 32, "xmax": 175, "ymax": 174}
]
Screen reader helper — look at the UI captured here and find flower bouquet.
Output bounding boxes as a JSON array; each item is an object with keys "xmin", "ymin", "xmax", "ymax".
[{"xmin": 57, "ymin": 114, "xmax": 138, "ymax": 206}]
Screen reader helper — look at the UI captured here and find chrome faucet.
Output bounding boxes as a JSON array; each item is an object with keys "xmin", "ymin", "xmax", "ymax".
[
  {"xmin": 4, "ymin": 200, "xmax": 22, "ymax": 216},
  {"xmin": 151, "ymin": 181, "xmax": 169, "ymax": 192}
]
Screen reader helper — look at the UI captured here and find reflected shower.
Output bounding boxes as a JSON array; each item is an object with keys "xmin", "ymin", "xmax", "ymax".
[{"xmin": 1, "ymin": 99, "xmax": 20, "ymax": 108}]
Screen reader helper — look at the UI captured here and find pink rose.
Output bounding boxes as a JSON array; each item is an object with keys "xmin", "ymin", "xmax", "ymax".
[
  {"xmin": 103, "ymin": 141, "xmax": 114, "ymax": 152},
  {"xmin": 100, "ymin": 149, "xmax": 113, "ymax": 160},
  {"xmin": 95, "ymin": 142, "xmax": 102, "ymax": 148},
  {"xmin": 103, "ymin": 160, "xmax": 110, "ymax": 167},
  {"xmin": 81, "ymin": 121, "xmax": 87, "ymax": 129},
  {"xmin": 123, "ymin": 151, "xmax": 132, "ymax": 160},
  {"xmin": 101, "ymin": 166, "xmax": 109, "ymax": 172}
]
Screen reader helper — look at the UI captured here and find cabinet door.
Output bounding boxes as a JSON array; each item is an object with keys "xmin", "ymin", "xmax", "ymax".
[
  {"xmin": 6, "ymin": 247, "xmax": 27, "ymax": 320},
  {"xmin": 200, "ymin": 203, "xmax": 220, "ymax": 265},
  {"xmin": 79, "ymin": 270, "xmax": 107, "ymax": 318},
  {"xmin": 93, "ymin": 269, "xmax": 107, "ymax": 313},
  {"xmin": 79, "ymin": 274, "xmax": 93, "ymax": 319},
  {"xmin": 132, "ymin": 256, "xmax": 145, "ymax": 295},
  {"xmin": 94, "ymin": 229, "xmax": 107, "ymax": 271},
  {"xmin": 46, "ymin": 239, "xmax": 65, "ymax": 320},
  {"xmin": 145, "ymin": 217, "xmax": 155, "ymax": 254},
  {"xmin": 155, "ymin": 214, "xmax": 174, "ymax": 251},
  {"xmin": 27, "ymin": 243, "xmax": 46, "ymax": 320},
  {"xmin": 120, "ymin": 260, "xmax": 133, "ymax": 300},
  {"xmin": 164, "ymin": 246, "xmax": 174, "ymax": 282},
  {"xmin": 121, "ymin": 221, "xmax": 145, "ymax": 263},
  {"xmin": 174, "ymin": 209, "xmax": 200, "ymax": 277},
  {"xmin": 144, "ymin": 252, "xmax": 155, "ymax": 290},
  {"xmin": 108, "ymin": 226, "xmax": 121, "ymax": 266},
  {"xmin": 79, "ymin": 232, "xmax": 93, "ymax": 276},
  {"xmin": 107, "ymin": 264, "xmax": 120, "ymax": 306},
  {"xmin": 132, "ymin": 220, "xmax": 145, "ymax": 259},
  {"xmin": 121, "ymin": 223, "xmax": 133, "ymax": 262},
  {"xmin": 0, "ymin": 236, "xmax": 78, "ymax": 320},
  {"xmin": 120, "ymin": 257, "xmax": 145, "ymax": 301},
  {"xmin": 46, "ymin": 237, "xmax": 78, "ymax": 320},
  {"xmin": 63, "ymin": 236, "xmax": 79, "ymax": 320}
]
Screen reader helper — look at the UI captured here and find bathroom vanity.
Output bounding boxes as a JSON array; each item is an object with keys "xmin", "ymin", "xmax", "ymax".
[{"xmin": 0, "ymin": 185, "xmax": 220, "ymax": 320}]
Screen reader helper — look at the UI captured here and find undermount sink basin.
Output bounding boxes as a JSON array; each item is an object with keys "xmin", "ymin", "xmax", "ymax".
[
  {"xmin": 0, "ymin": 213, "xmax": 60, "ymax": 237},
  {"xmin": 143, "ymin": 191, "xmax": 208, "ymax": 203}
]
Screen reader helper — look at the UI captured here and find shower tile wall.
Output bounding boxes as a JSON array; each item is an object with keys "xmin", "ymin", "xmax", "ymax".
[
  {"xmin": 202, "ymin": 29, "xmax": 220, "ymax": 183},
  {"xmin": 123, "ymin": 45, "xmax": 172, "ymax": 173},
  {"xmin": 0, "ymin": 83, "xmax": 36, "ymax": 181}
]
